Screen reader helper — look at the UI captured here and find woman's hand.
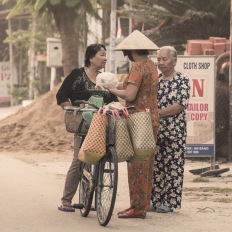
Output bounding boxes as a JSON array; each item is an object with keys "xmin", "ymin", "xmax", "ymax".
[
  {"xmin": 95, "ymin": 85, "xmax": 103, "ymax": 90},
  {"xmin": 60, "ymin": 101, "xmax": 71, "ymax": 110},
  {"xmin": 159, "ymin": 103, "xmax": 184, "ymax": 117}
]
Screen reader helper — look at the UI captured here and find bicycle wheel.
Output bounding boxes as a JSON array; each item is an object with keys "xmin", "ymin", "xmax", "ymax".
[
  {"xmin": 79, "ymin": 163, "xmax": 95, "ymax": 217},
  {"xmin": 96, "ymin": 146, "xmax": 118, "ymax": 226}
]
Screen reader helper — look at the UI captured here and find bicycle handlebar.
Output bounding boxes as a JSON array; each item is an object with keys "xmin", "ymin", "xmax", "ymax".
[
  {"xmin": 64, "ymin": 104, "xmax": 135, "ymax": 115},
  {"xmin": 74, "ymin": 100, "xmax": 99, "ymax": 109}
]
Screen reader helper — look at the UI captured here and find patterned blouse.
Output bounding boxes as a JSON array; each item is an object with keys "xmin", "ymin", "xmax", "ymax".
[
  {"xmin": 158, "ymin": 72, "xmax": 190, "ymax": 141},
  {"xmin": 56, "ymin": 67, "xmax": 118, "ymax": 105},
  {"xmin": 123, "ymin": 59, "xmax": 160, "ymax": 129}
]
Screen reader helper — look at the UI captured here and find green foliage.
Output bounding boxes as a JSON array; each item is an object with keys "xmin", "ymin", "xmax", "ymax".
[
  {"xmin": 48, "ymin": 0, "xmax": 61, "ymax": 5},
  {"xmin": 12, "ymin": 85, "xmax": 29, "ymax": 104},
  {"xmin": 65, "ymin": 0, "xmax": 82, "ymax": 8},
  {"xmin": 34, "ymin": 0, "xmax": 47, "ymax": 11},
  {"xmin": 119, "ymin": 0, "xmax": 230, "ymax": 47}
]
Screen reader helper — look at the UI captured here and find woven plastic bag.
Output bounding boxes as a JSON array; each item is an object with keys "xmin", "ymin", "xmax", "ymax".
[
  {"xmin": 78, "ymin": 109, "xmax": 107, "ymax": 164},
  {"xmin": 82, "ymin": 95, "xmax": 104, "ymax": 126},
  {"xmin": 126, "ymin": 109, "xmax": 156, "ymax": 163},
  {"xmin": 112, "ymin": 110, "xmax": 134, "ymax": 162}
]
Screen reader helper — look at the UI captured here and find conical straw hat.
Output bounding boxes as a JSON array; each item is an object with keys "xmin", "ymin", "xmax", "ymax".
[{"xmin": 114, "ymin": 30, "xmax": 159, "ymax": 51}]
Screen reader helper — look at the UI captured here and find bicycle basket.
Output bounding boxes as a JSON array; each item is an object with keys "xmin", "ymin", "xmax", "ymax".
[{"xmin": 64, "ymin": 107, "xmax": 88, "ymax": 133}]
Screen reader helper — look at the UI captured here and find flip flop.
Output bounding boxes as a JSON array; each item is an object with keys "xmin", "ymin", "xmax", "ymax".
[
  {"xmin": 156, "ymin": 205, "xmax": 173, "ymax": 213},
  {"xmin": 58, "ymin": 205, "xmax": 75, "ymax": 212},
  {"xmin": 117, "ymin": 207, "xmax": 133, "ymax": 215},
  {"xmin": 148, "ymin": 204, "xmax": 156, "ymax": 212},
  {"xmin": 118, "ymin": 209, "xmax": 145, "ymax": 219}
]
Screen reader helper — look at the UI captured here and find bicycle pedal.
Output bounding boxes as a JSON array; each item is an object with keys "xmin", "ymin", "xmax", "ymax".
[
  {"xmin": 90, "ymin": 206, "xmax": 96, "ymax": 211},
  {"xmin": 72, "ymin": 203, "xmax": 84, "ymax": 209}
]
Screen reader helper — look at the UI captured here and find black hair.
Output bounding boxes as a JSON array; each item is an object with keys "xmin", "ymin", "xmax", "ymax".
[
  {"xmin": 122, "ymin": 49, "xmax": 149, "ymax": 62},
  {"xmin": 136, "ymin": 50, "xmax": 149, "ymax": 55},
  {"xmin": 84, "ymin": 44, "xmax": 106, "ymax": 67},
  {"xmin": 123, "ymin": 49, "xmax": 149, "ymax": 56}
]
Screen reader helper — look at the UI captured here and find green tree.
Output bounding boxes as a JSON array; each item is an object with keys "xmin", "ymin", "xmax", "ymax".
[
  {"xmin": 120, "ymin": 0, "xmax": 230, "ymax": 48},
  {"xmin": 1, "ymin": 0, "xmax": 109, "ymax": 76}
]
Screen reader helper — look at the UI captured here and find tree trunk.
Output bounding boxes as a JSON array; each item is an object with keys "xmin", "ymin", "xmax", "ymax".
[
  {"xmin": 50, "ymin": 5, "xmax": 79, "ymax": 77},
  {"xmin": 102, "ymin": 7, "xmax": 111, "ymax": 44}
]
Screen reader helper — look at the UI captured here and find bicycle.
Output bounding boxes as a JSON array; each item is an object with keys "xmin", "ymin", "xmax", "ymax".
[
  {"xmin": 76, "ymin": 92, "xmax": 117, "ymax": 223},
  {"xmin": 64, "ymin": 88, "xmax": 135, "ymax": 226},
  {"xmin": 78, "ymin": 132, "xmax": 118, "ymax": 226},
  {"xmin": 76, "ymin": 107, "xmax": 118, "ymax": 226},
  {"xmin": 65, "ymin": 95, "xmax": 134, "ymax": 226}
]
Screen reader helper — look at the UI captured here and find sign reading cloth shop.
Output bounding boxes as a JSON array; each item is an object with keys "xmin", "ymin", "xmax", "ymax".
[{"xmin": 150, "ymin": 55, "xmax": 215, "ymax": 158}]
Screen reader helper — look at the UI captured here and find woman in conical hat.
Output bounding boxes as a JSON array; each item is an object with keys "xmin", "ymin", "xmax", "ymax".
[{"xmin": 106, "ymin": 30, "xmax": 160, "ymax": 219}]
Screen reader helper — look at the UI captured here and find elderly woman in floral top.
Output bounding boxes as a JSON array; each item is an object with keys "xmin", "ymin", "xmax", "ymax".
[{"xmin": 151, "ymin": 46, "xmax": 191, "ymax": 213}]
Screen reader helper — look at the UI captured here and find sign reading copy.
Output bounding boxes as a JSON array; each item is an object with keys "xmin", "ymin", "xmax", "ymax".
[{"xmin": 151, "ymin": 55, "xmax": 215, "ymax": 157}]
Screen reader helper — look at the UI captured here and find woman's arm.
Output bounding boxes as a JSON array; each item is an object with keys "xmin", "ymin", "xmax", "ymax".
[
  {"xmin": 116, "ymin": 82, "xmax": 124, "ymax": 90},
  {"xmin": 60, "ymin": 101, "xmax": 71, "ymax": 110},
  {"xmin": 108, "ymin": 83, "xmax": 139, "ymax": 102},
  {"xmin": 159, "ymin": 103, "xmax": 184, "ymax": 118}
]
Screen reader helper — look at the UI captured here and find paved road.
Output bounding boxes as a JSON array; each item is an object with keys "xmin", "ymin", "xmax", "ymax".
[
  {"xmin": 0, "ymin": 153, "xmax": 155, "ymax": 232},
  {"xmin": 2, "ymin": 106, "xmax": 231, "ymax": 232},
  {"xmin": 0, "ymin": 153, "xmax": 131, "ymax": 232}
]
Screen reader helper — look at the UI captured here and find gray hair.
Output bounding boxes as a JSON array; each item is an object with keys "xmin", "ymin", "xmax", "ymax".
[{"xmin": 158, "ymin": 46, "xmax": 177, "ymax": 61}]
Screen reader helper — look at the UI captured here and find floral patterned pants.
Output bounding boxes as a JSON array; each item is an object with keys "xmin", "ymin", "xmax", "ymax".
[
  {"xmin": 151, "ymin": 138, "xmax": 185, "ymax": 210},
  {"xmin": 127, "ymin": 153, "xmax": 154, "ymax": 216}
]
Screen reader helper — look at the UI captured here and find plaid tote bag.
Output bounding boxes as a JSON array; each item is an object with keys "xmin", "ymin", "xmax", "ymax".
[{"xmin": 78, "ymin": 109, "xmax": 106, "ymax": 164}]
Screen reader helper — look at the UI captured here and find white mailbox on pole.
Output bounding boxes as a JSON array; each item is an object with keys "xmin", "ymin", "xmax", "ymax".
[
  {"xmin": 46, "ymin": 38, "xmax": 62, "ymax": 67},
  {"xmin": 46, "ymin": 38, "xmax": 63, "ymax": 90}
]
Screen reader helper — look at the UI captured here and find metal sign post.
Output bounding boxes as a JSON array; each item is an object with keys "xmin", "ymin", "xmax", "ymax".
[
  {"xmin": 109, "ymin": 0, "xmax": 117, "ymax": 73},
  {"xmin": 229, "ymin": 0, "xmax": 232, "ymax": 161}
]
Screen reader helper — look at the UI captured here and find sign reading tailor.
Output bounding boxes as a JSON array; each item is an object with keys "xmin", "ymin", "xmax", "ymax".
[
  {"xmin": 0, "ymin": 62, "xmax": 17, "ymax": 103},
  {"xmin": 150, "ymin": 55, "xmax": 215, "ymax": 157}
]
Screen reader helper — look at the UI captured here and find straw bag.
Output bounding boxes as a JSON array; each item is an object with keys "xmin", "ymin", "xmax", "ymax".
[
  {"xmin": 112, "ymin": 110, "xmax": 134, "ymax": 162},
  {"xmin": 78, "ymin": 109, "xmax": 107, "ymax": 164},
  {"xmin": 125, "ymin": 109, "xmax": 156, "ymax": 163},
  {"xmin": 64, "ymin": 107, "xmax": 86, "ymax": 133}
]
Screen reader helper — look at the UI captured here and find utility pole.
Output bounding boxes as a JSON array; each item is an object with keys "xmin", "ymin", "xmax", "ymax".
[
  {"xmin": 110, "ymin": 0, "xmax": 117, "ymax": 73},
  {"xmin": 8, "ymin": 19, "xmax": 14, "ymax": 106},
  {"xmin": 129, "ymin": 0, "xmax": 132, "ymax": 34},
  {"xmin": 28, "ymin": 18, "xmax": 36, "ymax": 100},
  {"xmin": 229, "ymin": 0, "xmax": 232, "ymax": 161}
]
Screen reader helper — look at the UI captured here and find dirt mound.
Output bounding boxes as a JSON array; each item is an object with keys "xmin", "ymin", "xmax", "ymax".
[
  {"xmin": 0, "ymin": 74, "xmax": 127, "ymax": 154},
  {"xmin": 0, "ymin": 84, "xmax": 73, "ymax": 154}
]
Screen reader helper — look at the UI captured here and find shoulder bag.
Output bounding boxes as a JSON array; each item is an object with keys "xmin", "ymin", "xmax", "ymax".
[
  {"xmin": 112, "ymin": 109, "xmax": 134, "ymax": 162},
  {"xmin": 125, "ymin": 108, "xmax": 156, "ymax": 163}
]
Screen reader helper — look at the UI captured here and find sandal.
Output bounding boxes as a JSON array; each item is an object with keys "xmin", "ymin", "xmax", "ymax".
[
  {"xmin": 58, "ymin": 204, "xmax": 75, "ymax": 212},
  {"xmin": 117, "ymin": 207, "xmax": 133, "ymax": 215},
  {"xmin": 148, "ymin": 204, "xmax": 156, "ymax": 212},
  {"xmin": 156, "ymin": 205, "xmax": 173, "ymax": 213},
  {"xmin": 118, "ymin": 209, "xmax": 145, "ymax": 219}
]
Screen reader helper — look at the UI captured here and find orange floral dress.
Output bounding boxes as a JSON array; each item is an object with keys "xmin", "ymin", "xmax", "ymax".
[
  {"xmin": 123, "ymin": 59, "xmax": 159, "ymax": 131},
  {"xmin": 123, "ymin": 59, "xmax": 159, "ymax": 217}
]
